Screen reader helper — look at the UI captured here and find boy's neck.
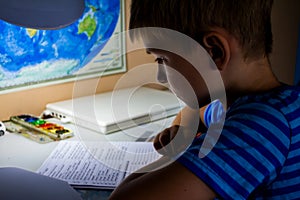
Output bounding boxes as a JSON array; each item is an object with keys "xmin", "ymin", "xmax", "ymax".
[{"xmin": 226, "ymin": 57, "xmax": 281, "ymax": 107}]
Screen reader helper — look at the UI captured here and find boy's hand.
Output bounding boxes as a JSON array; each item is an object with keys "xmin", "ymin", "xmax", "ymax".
[
  {"xmin": 153, "ymin": 125, "xmax": 194, "ymax": 156},
  {"xmin": 153, "ymin": 105, "xmax": 209, "ymax": 156},
  {"xmin": 153, "ymin": 125, "xmax": 180, "ymax": 151}
]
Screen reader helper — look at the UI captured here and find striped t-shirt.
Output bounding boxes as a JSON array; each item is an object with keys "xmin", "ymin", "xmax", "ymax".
[{"xmin": 177, "ymin": 85, "xmax": 300, "ymax": 199}]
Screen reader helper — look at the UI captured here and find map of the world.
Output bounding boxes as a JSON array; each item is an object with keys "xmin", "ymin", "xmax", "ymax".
[{"xmin": 0, "ymin": 0, "xmax": 124, "ymax": 92}]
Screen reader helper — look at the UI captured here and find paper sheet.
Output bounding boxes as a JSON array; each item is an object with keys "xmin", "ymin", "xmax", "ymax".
[{"xmin": 37, "ymin": 141, "xmax": 161, "ymax": 189}]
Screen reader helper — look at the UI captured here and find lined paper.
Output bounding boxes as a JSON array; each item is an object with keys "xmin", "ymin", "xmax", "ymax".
[{"xmin": 37, "ymin": 141, "xmax": 161, "ymax": 189}]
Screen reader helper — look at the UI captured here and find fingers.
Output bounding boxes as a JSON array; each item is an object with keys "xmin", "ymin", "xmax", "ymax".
[
  {"xmin": 154, "ymin": 125, "xmax": 194, "ymax": 157},
  {"xmin": 154, "ymin": 125, "xmax": 180, "ymax": 150},
  {"xmin": 153, "ymin": 127, "xmax": 173, "ymax": 150}
]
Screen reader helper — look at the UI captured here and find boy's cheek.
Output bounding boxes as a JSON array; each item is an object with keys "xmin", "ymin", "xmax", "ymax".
[{"xmin": 167, "ymin": 76, "xmax": 199, "ymax": 108}]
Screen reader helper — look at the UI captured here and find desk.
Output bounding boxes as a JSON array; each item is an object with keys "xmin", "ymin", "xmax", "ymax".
[{"xmin": 0, "ymin": 117, "xmax": 174, "ymax": 199}]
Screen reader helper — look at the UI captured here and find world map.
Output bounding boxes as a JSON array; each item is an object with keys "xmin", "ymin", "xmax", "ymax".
[{"xmin": 0, "ymin": 0, "xmax": 122, "ymax": 92}]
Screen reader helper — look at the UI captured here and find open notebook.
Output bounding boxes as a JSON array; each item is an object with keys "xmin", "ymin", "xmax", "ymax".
[
  {"xmin": 46, "ymin": 87, "xmax": 183, "ymax": 134},
  {"xmin": 37, "ymin": 141, "xmax": 162, "ymax": 189}
]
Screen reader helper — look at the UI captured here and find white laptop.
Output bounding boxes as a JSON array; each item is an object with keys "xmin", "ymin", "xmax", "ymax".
[{"xmin": 46, "ymin": 87, "xmax": 183, "ymax": 134}]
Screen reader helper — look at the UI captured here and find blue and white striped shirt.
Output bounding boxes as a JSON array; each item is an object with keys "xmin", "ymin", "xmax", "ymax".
[{"xmin": 177, "ymin": 85, "xmax": 300, "ymax": 199}]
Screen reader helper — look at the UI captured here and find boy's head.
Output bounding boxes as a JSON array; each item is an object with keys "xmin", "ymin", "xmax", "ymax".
[
  {"xmin": 130, "ymin": 0, "xmax": 274, "ymax": 61},
  {"xmin": 129, "ymin": 0, "xmax": 276, "ymax": 108}
]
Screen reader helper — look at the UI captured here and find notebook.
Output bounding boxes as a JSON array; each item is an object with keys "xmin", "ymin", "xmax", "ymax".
[
  {"xmin": 37, "ymin": 141, "xmax": 162, "ymax": 189},
  {"xmin": 46, "ymin": 87, "xmax": 183, "ymax": 134}
]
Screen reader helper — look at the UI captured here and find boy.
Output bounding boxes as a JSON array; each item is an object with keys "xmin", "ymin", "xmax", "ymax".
[{"xmin": 109, "ymin": 0, "xmax": 300, "ymax": 199}]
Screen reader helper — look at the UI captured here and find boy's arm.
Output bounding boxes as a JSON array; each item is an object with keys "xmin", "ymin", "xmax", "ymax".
[
  {"xmin": 109, "ymin": 156, "xmax": 217, "ymax": 200},
  {"xmin": 109, "ymin": 105, "xmax": 219, "ymax": 199},
  {"xmin": 154, "ymin": 106, "xmax": 207, "ymax": 152},
  {"xmin": 172, "ymin": 106, "xmax": 207, "ymax": 127}
]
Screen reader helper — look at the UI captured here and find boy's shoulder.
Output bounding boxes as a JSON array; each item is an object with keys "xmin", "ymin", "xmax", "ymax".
[
  {"xmin": 228, "ymin": 84, "xmax": 300, "ymax": 117},
  {"xmin": 232, "ymin": 84, "xmax": 300, "ymax": 106}
]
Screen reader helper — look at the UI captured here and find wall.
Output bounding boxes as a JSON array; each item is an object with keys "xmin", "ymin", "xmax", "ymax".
[
  {"xmin": 270, "ymin": 0, "xmax": 300, "ymax": 85},
  {"xmin": 0, "ymin": 0, "xmax": 154, "ymax": 120},
  {"xmin": 1, "ymin": 0, "xmax": 299, "ymax": 120}
]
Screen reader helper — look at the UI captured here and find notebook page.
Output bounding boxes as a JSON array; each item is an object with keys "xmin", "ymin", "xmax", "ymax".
[{"xmin": 37, "ymin": 141, "xmax": 161, "ymax": 189}]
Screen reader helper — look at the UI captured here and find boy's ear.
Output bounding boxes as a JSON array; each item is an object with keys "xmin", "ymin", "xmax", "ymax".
[{"xmin": 202, "ymin": 32, "xmax": 230, "ymax": 71}]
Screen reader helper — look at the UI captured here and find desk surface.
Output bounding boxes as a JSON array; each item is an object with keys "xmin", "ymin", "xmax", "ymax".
[{"xmin": 0, "ymin": 117, "xmax": 173, "ymax": 199}]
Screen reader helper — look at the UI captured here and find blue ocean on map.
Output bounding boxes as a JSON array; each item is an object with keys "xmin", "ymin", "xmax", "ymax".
[{"xmin": 0, "ymin": 0, "xmax": 120, "ymax": 90}]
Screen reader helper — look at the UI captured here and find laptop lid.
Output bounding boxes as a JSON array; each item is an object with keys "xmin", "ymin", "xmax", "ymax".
[{"xmin": 46, "ymin": 87, "xmax": 183, "ymax": 134}]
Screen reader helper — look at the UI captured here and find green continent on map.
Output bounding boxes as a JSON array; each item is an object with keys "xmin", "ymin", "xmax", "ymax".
[{"xmin": 78, "ymin": 15, "xmax": 97, "ymax": 39}]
